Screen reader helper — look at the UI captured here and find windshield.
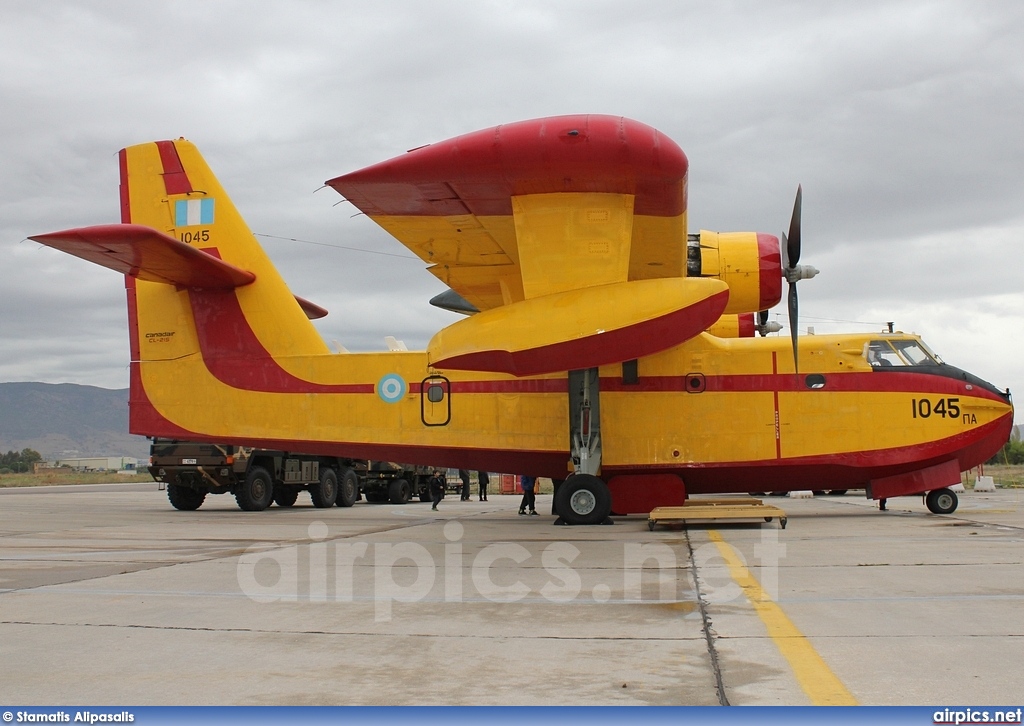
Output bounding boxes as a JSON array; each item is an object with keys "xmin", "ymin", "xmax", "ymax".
[{"xmin": 866, "ymin": 339, "xmax": 940, "ymax": 367}]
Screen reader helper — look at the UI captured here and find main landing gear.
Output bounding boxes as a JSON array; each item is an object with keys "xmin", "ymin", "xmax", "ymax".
[{"xmin": 554, "ymin": 368, "xmax": 614, "ymax": 526}]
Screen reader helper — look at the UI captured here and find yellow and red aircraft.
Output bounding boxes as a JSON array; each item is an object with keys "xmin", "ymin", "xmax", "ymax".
[{"xmin": 30, "ymin": 115, "xmax": 1013, "ymax": 523}]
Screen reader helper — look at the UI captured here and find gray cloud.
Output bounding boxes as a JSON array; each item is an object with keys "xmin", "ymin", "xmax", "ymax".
[{"xmin": 1, "ymin": 0, "xmax": 1021, "ymax": 420}]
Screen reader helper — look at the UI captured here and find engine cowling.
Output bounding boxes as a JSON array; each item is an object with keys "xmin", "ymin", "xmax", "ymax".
[
  {"xmin": 706, "ymin": 313, "xmax": 755, "ymax": 338},
  {"xmin": 687, "ymin": 231, "xmax": 781, "ymax": 314}
]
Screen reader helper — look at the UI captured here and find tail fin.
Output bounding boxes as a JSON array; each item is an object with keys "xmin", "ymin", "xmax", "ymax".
[
  {"xmin": 31, "ymin": 139, "xmax": 333, "ymax": 438},
  {"xmin": 118, "ymin": 139, "xmax": 330, "ymax": 357}
]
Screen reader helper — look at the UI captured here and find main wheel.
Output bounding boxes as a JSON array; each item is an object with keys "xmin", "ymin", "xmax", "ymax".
[
  {"xmin": 554, "ymin": 474, "xmax": 611, "ymax": 525},
  {"xmin": 236, "ymin": 466, "xmax": 273, "ymax": 511},
  {"xmin": 310, "ymin": 467, "xmax": 338, "ymax": 508},
  {"xmin": 926, "ymin": 487, "xmax": 958, "ymax": 514},
  {"xmin": 167, "ymin": 483, "xmax": 206, "ymax": 511},
  {"xmin": 388, "ymin": 478, "xmax": 412, "ymax": 504},
  {"xmin": 335, "ymin": 467, "xmax": 359, "ymax": 507},
  {"xmin": 273, "ymin": 488, "xmax": 299, "ymax": 507}
]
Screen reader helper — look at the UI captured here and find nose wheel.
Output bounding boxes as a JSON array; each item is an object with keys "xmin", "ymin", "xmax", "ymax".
[{"xmin": 925, "ymin": 487, "xmax": 958, "ymax": 514}]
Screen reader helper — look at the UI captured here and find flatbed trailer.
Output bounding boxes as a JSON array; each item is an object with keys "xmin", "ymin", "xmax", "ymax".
[{"xmin": 647, "ymin": 497, "xmax": 788, "ymax": 530}]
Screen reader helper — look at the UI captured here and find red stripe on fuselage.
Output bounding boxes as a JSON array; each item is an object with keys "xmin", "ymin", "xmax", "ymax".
[
  {"xmin": 155, "ymin": 140, "xmax": 193, "ymax": 195},
  {"xmin": 604, "ymin": 414, "xmax": 1013, "ymax": 490},
  {"xmin": 188, "ymin": 287, "xmax": 373, "ymax": 394}
]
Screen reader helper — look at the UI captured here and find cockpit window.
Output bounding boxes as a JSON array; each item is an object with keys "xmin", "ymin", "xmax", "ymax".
[{"xmin": 866, "ymin": 339, "xmax": 940, "ymax": 367}]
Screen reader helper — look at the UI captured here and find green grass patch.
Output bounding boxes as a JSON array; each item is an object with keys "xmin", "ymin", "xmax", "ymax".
[{"xmin": 0, "ymin": 470, "xmax": 155, "ymax": 488}]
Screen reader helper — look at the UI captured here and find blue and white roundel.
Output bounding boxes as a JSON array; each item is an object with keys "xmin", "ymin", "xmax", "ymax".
[{"xmin": 377, "ymin": 374, "xmax": 407, "ymax": 403}]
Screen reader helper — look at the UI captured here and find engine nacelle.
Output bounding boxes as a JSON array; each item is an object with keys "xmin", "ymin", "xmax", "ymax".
[
  {"xmin": 687, "ymin": 231, "xmax": 781, "ymax": 314},
  {"xmin": 706, "ymin": 313, "xmax": 755, "ymax": 338}
]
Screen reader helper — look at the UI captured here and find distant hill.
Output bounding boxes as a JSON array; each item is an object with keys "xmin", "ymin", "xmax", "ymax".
[{"xmin": 0, "ymin": 382, "xmax": 149, "ymax": 460}]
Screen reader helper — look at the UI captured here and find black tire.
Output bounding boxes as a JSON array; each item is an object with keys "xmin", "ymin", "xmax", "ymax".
[
  {"xmin": 554, "ymin": 474, "xmax": 611, "ymax": 525},
  {"xmin": 828, "ymin": 490, "xmax": 848, "ymax": 496},
  {"xmin": 167, "ymin": 483, "xmax": 206, "ymax": 511},
  {"xmin": 336, "ymin": 467, "xmax": 359, "ymax": 507},
  {"xmin": 926, "ymin": 487, "xmax": 958, "ymax": 515},
  {"xmin": 418, "ymin": 486, "xmax": 431, "ymax": 503},
  {"xmin": 365, "ymin": 490, "xmax": 388, "ymax": 503},
  {"xmin": 388, "ymin": 478, "xmax": 412, "ymax": 504},
  {"xmin": 310, "ymin": 467, "xmax": 338, "ymax": 508},
  {"xmin": 235, "ymin": 466, "xmax": 273, "ymax": 511},
  {"xmin": 273, "ymin": 488, "xmax": 299, "ymax": 507}
]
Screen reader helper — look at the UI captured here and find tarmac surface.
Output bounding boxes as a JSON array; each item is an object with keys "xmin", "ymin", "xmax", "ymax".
[{"xmin": 1, "ymin": 483, "xmax": 1022, "ymax": 706}]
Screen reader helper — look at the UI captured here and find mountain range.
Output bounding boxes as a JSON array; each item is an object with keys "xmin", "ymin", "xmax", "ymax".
[{"xmin": 0, "ymin": 382, "xmax": 149, "ymax": 460}]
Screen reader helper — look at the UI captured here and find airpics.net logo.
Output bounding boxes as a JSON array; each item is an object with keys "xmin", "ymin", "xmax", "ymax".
[{"xmin": 235, "ymin": 521, "xmax": 786, "ymax": 622}]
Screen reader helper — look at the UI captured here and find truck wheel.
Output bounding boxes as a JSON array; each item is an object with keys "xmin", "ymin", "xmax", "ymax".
[
  {"xmin": 167, "ymin": 483, "xmax": 206, "ymax": 511},
  {"xmin": 365, "ymin": 490, "xmax": 388, "ymax": 504},
  {"xmin": 553, "ymin": 474, "xmax": 611, "ymax": 525},
  {"xmin": 273, "ymin": 488, "xmax": 299, "ymax": 507},
  {"xmin": 388, "ymin": 478, "xmax": 412, "ymax": 504},
  {"xmin": 418, "ymin": 484, "xmax": 431, "ymax": 503},
  {"xmin": 310, "ymin": 468, "xmax": 338, "ymax": 508},
  {"xmin": 236, "ymin": 466, "xmax": 273, "ymax": 511},
  {"xmin": 336, "ymin": 467, "xmax": 359, "ymax": 508},
  {"xmin": 926, "ymin": 487, "xmax": 958, "ymax": 514}
]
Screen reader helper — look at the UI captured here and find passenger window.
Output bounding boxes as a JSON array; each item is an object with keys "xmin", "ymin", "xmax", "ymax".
[
  {"xmin": 805, "ymin": 374, "xmax": 826, "ymax": 389},
  {"xmin": 426, "ymin": 384, "xmax": 445, "ymax": 403}
]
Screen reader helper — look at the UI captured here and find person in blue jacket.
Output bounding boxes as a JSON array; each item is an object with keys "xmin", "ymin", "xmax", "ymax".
[{"xmin": 519, "ymin": 475, "xmax": 538, "ymax": 516}]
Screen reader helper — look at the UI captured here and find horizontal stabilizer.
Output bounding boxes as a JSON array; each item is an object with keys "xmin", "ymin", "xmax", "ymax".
[
  {"xmin": 294, "ymin": 295, "xmax": 328, "ymax": 320},
  {"xmin": 29, "ymin": 224, "xmax": 256, "ymax": 289}
]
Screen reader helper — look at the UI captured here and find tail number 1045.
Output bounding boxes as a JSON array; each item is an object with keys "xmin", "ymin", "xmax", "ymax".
[{"xmin": 911, "ymin": 397, "xmax": 960, "ymax": 419}]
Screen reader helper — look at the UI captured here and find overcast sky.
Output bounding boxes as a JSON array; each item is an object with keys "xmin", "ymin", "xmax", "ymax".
[{"xmin": 1, "ymin": 1, "xmax": 1021, "ymax": 424}]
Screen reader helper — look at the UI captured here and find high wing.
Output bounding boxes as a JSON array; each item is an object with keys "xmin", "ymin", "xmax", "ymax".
[
  {"xmin": 327, "ymin": 115, "xmax": 788, "ymax": 376},
  {"xmin": 326, "ymin": 115, "xmax": 689, "ymax": 312}
]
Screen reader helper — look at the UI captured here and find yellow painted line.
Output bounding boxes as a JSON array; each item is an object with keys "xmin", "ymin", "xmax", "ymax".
[{"xmin": 708, "ymin": 530, "xmax": 858, "ymax": 705}]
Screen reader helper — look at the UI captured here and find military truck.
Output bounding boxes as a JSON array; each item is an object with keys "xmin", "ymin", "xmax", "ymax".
[{"xmin": 149, "ymin": 439, "xmax": 437, "ymax": 511}]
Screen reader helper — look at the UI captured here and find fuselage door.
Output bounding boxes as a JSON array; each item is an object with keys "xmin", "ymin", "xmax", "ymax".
[{"xmin": 421, "ymin": 375, "xmax": 451, "ymax": 426}]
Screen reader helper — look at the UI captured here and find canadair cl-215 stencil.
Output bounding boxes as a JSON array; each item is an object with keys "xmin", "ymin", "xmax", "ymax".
[{"xmin": 30, "ymin": 115, "xmax": 1013, "ymax": 522}]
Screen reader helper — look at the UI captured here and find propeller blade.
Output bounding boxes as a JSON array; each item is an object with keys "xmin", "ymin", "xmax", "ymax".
[
  {"xmin": 757, "ymin": 309, "xmax": 769, "ymax": 337},
  {"xmin": 787, "ymin": 185, "xmax": 802, "ymax": 267},
  {"xmin": 780, "ymin": 231, "xmax": 790, "ymax": 270},
  {"xmin": 788, "ymin": 281, "xmax": 799, "ymax": 373}
]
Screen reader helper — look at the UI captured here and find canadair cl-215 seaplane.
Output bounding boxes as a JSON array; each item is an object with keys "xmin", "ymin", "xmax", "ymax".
[{"xmin": 29, "ymin": 115, "xmax": 1013, "ymax": 523}]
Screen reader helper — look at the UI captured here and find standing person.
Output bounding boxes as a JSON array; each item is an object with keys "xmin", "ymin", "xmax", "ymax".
[
  {"xmin": 477, "ymin": 470, "xmax": 489, "ymax": 501},
  {"xmin": 519, "ymin": 475, "xmax": 538, "ymax": 516},
  {"xmin": 428, "ymin": 469, "xmax": 445, "ymax": 511},
  {"xmin": 459, "ymin": 469, "xmax": 472, "ymax": 501}
]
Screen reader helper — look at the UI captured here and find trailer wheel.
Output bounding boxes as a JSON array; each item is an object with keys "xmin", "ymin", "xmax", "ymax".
[
  {"xmin": 336, "ymin": 467, "xmax": 359, "ymax": 507},
  {"xmin": 236, "ymin": 466, "xmax": 273, "ymax": 511},
  {"xmin": 310, "ymin": 467, "xmax": 338, "ymax": 508},
  {"xmin": 926, "ymin": 487, "xmax": 958, "ymax": 515},
  {"xmin": 273, "ymin": 488, "xmax": 299, "ymax": 507},
  {"xmin": 388, "ymin": 478, "xmax": 412, "ymax": 504},
  {"xmin": 554, "ymin": 474, "xmax": 611, "ymax": 525},
  {"xmin": 167, "ymin": 483, "xmax": 206, "ymax": 511}
]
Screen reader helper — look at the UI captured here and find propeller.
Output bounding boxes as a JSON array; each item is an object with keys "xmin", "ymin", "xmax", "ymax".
[
  {"xmin": 780, "ymin": 185, "xmax": 819, "ymax": 372},
  {"xmin": 756, "ymin": 309, "xmax": 782, "ymax": 337}
]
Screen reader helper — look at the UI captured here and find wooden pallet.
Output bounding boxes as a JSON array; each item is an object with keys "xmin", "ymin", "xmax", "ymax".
[{"xmin": 648, "ymin": 497, "xmax": 787, "ymax": 530}]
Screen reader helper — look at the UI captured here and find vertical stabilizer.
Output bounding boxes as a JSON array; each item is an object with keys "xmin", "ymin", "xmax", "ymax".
[{"xmin": 117, "ymin": 139, "xmax": 331, "ymax": 436}]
